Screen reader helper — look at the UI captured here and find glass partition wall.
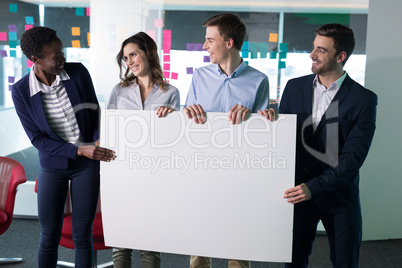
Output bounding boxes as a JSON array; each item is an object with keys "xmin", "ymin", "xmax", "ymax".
[{"xmin": 1, "ymin": 0, "xmax": 368, "ymax": 110}]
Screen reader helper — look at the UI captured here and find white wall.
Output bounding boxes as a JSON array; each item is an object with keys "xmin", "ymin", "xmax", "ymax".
[
  {"xmin": 90, "ymin": 0, "xmax": 150, "ymax": 103},
  {"xmin": 361, "ymin": 0, "xmax": 402, "ymax": 240},
  {"xmin": 0, "ymin": 108, "xmax": 31, "ymax": 156}
]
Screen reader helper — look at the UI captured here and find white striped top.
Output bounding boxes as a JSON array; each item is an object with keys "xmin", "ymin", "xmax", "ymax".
[{"xmin": 29, "ymin": 65, "xmax": 81, "ymax": 144}]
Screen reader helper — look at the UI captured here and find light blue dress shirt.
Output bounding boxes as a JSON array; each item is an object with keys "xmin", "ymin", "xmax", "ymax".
[
  {"xmin": 107, "ymin": 82, "xmax": 180, "ymax": 111},
  {"xmin": 184, "ymin": 61, "xmax": 269, "ymax": 112}
]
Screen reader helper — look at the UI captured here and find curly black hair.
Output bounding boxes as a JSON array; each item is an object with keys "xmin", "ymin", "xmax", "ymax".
[{"xmin": 20, "ymin": 26, "xmax": 58, "ymax": 60}]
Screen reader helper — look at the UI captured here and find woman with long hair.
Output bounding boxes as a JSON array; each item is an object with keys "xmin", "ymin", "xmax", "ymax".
[{"xmin": 107, "ymin": 32, "xmax": 180, "ymax": 268}]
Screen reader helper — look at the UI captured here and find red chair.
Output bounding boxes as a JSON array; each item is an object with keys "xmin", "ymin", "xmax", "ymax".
[
  {"xmin": 35, "ymin": 178, "xmax": 113, "ymax": 268},
  {"xmin": 0, "ymin": 157, "xmax": 27, "ymax": 264}
]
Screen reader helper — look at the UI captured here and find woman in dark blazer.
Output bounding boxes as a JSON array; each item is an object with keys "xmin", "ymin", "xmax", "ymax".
[{"xmin": 11, "ymin": 26, "xmax": 115, "ymax": 267}]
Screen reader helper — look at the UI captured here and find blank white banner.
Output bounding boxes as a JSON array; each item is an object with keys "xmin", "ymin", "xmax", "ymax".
[{"xmin": 100, "ymin": 110, "xmax": 296, "ymax": 263}]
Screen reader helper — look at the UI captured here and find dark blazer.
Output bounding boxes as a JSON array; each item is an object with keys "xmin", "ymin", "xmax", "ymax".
[
  {"xmin": 279, "ymin": 74, "xmax": 377, "ymax": 214},
  {"xmin": 11, "ymin": 63, "xmax": 100, "ymax": 170}
]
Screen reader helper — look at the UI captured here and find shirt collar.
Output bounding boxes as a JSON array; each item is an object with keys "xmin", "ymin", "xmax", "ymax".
[
  {"xmin": 216, "ymin": 60, "xmax": 247, "ymax": 78},
  {"xmin": 29, "ymin": 64, "xmax": 70, "ymax": 96},
  {"xmin": 313, "ymin": 71, "xmax": 347, "ymax": 91}
]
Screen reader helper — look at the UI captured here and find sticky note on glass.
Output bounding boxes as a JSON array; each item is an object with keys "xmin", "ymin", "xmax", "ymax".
[
  {"xmin": 27, "ymin": 59, "xmax": 33, "ymax": 67},
  {"xmin": 186, "ymin": 67, "xmax": 194, "ymax": 74},
  {"xmin": 195, "ymin": 43, "xmax": 203, "ymax": 51},
  {"xmin": 87, "ymin": 33, "xmax": 90, "ymax": 46},
  {"xmin": 9, "ymin": 32, "xmax": 17, "ymax": 41},
  {"xmin": 8, "ymin": 25, "xmax": 17, "ymax": 32},
  {"xmin": 279, "ymin": 51, "xmax": 287, "ymax": 59},
  {"xmin": 163, "ymin": 30, "xmax": 171, "ymax": 54},
  {"xmin": 72, "ymin": 40, "xmax": 81, "ymax": 48},
  {"xmin": 242, "ymin": 41, "xmax": 250, "ymax": 51},
  {"xmin": 260, "ymin": 42, "xmax": 269, "ymax": 52},
  {"xmin": 76, "ymin": 8, "xmax": 85, "ymax": 16},
  {"xmin": 164, "ymin": 55, "xmax": 170, "ymax": 62},
  {"xmin": 251, "ymin": 51, "xmax": 258, "ymax": 59},
  {"xmin": 163, "ymin": 71, "xmax": 170, "ymax": 78},
  {"xmin": 86, "ymin": 7, "xmax": 91, "ymax": 16},
  {"xmin": 9, "ymin": 41, "xmax": 17, "ymax": 48},
  {"xmin": 269, "ymin": 33, "xmax": 278, "ymax": 42},
  {"xmin": 279, "ymin": 60, "xmax": 286, "ymax": 69},
  {"xmin": 147, "ymin": 29, "xmax": 156, "ymax": 41},
  {"xmin": 186, "ymin": 43, "xmax": 195, "ymax": 51},
  {"xmin": 171, "ymin": 72, "xmax": 178, "ymax": 80},
  {"xmin": 163, "ymin": 63, "xmax": 170, "ymax": 71},
  {"xmin": 270, "ymin": 51, "xmax": 277, "ymax": 59},
  {"xmin": 241, "ymin": 51, "xmax": 249, "ymax": 58},
  {"xmin": 154, "ymin": 19, "xmax": 163, "ymax": 28},
  {"xmin": 9, "ymin": 4, "xmax": 17, "ymax": 13},
  {"xmin": 0, "ymin": 32, "xmax": 7, "ymax": 41},
  {"xmin": 10, "ymin": 50, "xmax": 17, "ymax": 57},
  {"xmin": 9, "ymin": 85, "xmax": 13, "ymax": 91},
  {"xmin": 250, "ymin": 42, "xmax": 259, "ymax": 51},
  {"xmin": 25, "ymin": 24, "xmax": 33, "ymax": 31},
  {"xmin": 0, "ymin": 50, "xmax": 8, "ymax": 57},
  {"xmin": 8, "ymin": 76, "xmax": 15, "ymax": 83},
  {"xmin": 260, "ymin": 51, "xmax": 268, "ymax": 58},
  {"xmin": 280, "ymin": 43, "xmax": 288, "ymax": 52},
  {"xmin": 72, "ymin": 27, "xmax": 80, "ymax": 36},
  {"xmin": 203, "ymin": 55, "xmax": 210, "ymax": 63},
  {"xmin": 25, "ymin": 16, "xmax": 34, "ymax": 24}
]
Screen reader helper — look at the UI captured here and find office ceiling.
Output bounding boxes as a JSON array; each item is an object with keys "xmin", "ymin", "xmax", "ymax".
[{"xmin": 20, "ymin": 0, "xmax": 369, "ymax": 13}]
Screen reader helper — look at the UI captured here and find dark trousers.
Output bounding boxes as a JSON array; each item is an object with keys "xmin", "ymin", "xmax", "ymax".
[
  {"xmin": 285, "ymin": 201, "xmax": 362, "ymax": 268},
  {"xmin": 37, "ymin": 157, "xmax": 100, "ymax": 268}
]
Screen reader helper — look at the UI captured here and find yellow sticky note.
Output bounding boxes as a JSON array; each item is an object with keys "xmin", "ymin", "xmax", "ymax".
[
  {"xmin": 269, "ymin": 33, "xmax": 278, "ymax": 43},
  {"xmin": 87, "ymin": 33, "xmax": 90, "ymax": 47},
  {"xmin": 72, "ymin": 40, "xmax": 81, "ymax": 48},
  {"xmin": 72, "ymin": 27, "xmax": 80, "ymax": 36}
]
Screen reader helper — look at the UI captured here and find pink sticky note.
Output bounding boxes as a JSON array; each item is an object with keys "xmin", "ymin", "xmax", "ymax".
[
  {"xmin": 163, "ymin": 71, "xmax": 170, "ymax": 78},
  {"xmin": 163, "ymin": 63, "xmax": 170, "ymax": 71},
  {"xmin": 171, "ymin": 72, "xmax": 178, "ymax": 80},
  {"xmin": 147, "ymin": 30, "xmax": 156, "ymax": 41},
  {"xmin": 154, "ymin": 19, "xmax": 163, "ymax": 28},
  {"xmin": 27, "ymin": 59, "xmax": 33, "ymax": 68},
  {"xmin": 86, "ymin": 7, "xmax": 91, "ymax": 16},
  {"xmin": 0, "ymin": 32, "xmax": 7, "ymax": 41},
  {"xmin": 25, "ymin": 25, "xmax": 33, "ymax": 31},
  {"xmin": 163, "ymin": 30, "xmax": 171, "ymax": 53},
  {"xmin": 164, "ymin": 55, "xmax": 170, "ymax": 62}
]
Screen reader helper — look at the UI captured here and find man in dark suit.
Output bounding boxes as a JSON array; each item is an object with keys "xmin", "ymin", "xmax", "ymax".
[{"xmin": 263, "ymin": 23, "xmax": 377, "ymax": 267}]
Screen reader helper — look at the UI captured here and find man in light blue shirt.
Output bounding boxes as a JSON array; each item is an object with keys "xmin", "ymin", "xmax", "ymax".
[
  {"xmin": 184, "ymin": 13, "xmax": 276, "ymax": 125},
  {"xmin": 184, "ymin": 13, "xmax": 276, "ymax": 268}
]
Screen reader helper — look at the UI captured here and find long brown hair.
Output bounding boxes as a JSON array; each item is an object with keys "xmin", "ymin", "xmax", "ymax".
[{"xmin": 116, "ymin": 32, "xmax": 166, "ymax": 89}]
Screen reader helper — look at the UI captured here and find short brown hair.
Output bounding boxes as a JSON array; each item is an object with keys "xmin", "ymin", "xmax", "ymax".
[
  {"xmin": 203, "ymin": 13, "xmax": 246, "ymax": 51},
  {"xmin": 315, "ymin": 23, "xmax": 355, "ymax": 66}
]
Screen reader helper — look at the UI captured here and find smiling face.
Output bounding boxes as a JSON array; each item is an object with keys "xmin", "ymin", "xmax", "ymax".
[
  {"xmin": 310, "ymin": 35, "xmax": 342, "ymax": 76},
  {"xmin": 34, "ymin": 38, "xmax": 65, "ymax": 77},
  {"xmin": 123, "ymin": 42, "xmax": 150, "ymax": 78},
  {"xmin": 203, "ymin": 26, "xmax": 230, "ymax": 65}
]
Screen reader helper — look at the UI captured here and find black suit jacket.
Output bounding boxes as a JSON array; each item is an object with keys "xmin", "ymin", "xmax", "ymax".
[{"xmin": 279, "ymin": 74, "xmax": 377, "ymax": 213}]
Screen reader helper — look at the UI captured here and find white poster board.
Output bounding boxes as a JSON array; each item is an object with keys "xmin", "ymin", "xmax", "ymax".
[{"xmin": 100, "ymin": 110, "xmax": 296, "ymax": 263}]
